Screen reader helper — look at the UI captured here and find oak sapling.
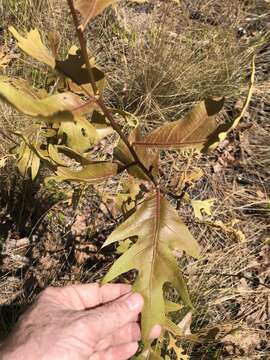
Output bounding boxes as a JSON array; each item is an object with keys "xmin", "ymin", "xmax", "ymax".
[{"xmin": 0, "ymin": 0, "xmax": 255, "ymax": 358}]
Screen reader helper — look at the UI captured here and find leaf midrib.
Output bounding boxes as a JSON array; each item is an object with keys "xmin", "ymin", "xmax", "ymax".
[{"xmin": 149, "ymin": 189, "xmax": 161, "ymax": 315}]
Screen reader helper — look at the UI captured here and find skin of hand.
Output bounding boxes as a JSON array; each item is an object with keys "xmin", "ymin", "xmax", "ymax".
[{"xmin": 0, "ymin": 283, "xmax": 161, "ymax": 360}]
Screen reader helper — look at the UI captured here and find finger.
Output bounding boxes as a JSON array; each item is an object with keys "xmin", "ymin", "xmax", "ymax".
[
  {"xmin": 149, "ymin": 325, "xmax": 162, "ymax": 340},
  {"xmin": 95, "ymin": 322, "xmax": 141, "ymax": 351},
  {"xmin": 53, "ymin": 283, "xmax": 132, "ymax": 310},
  {"xmin": 86, "ymin": 292, "xmax": 144, "ymax": 338},
  {"xmin": 89, "ymin": 342, "xmax": 138, "ymax": 360}
]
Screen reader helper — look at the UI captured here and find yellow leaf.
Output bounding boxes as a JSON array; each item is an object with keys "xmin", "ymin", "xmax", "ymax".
[
  {"xmin": 58, "ymin": 116, "xmax": 98, "ymax": 153},
  {"xmin": 16, "ymin": 141, "xmax": 40, "ymax": 180},
  {"xmin": 190, "ymin": 198, "xmax": 215, "ymax": 220},
  {"xmin": 176, "ymin": 168, "xmax": 204, "ymax": 194},
  {"xmin": 167, "ymin": 333, "xmax": 190, "ymax": 360},
  {"xmin": 0, "ymin": 76, "xmax": 95, "ymax": 120},
  {"xmin": 48, "ymin": 144, "xmax": 67, "ymax": 166},
  {"xmin": 165, "ymin": 300, "xmax": 183, "ymax": 313},
  {"xmin": 211, "ymin": 220, "xmax": 246, "ymax": 242},
  {"xmin": 9, "ymin": 27, "xmax": 55, "ymax": 68}
]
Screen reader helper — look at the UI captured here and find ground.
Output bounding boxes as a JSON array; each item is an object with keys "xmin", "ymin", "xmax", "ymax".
[{"xmin": 0, "ymin": 0, "xmax": 269, "ymax": 359}]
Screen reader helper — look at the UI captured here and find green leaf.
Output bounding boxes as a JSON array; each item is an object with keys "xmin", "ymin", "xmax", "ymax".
[
  {"xmin": 102, "ymin": 190, "xmax": 200, "ymax": 344},
  {"xmin": 47, "ymin": 162, "xmax": 118, "ymax": 183},
  {"xmin": 9, "ymin": 27, "xmax": 55, "ymax": 68},
  {"xmin": 135, "ymin": 98, "xmax": 224, "ymax": 150}
]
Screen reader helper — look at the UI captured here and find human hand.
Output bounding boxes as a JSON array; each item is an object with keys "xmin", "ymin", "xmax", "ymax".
[{"xmin": 1, "ymin": 283, "xmax": 161, "ymax": 360}]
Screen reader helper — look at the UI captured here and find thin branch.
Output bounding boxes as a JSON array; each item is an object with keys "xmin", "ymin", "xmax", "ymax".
[
  {"xmin": 66, "ymin": 0, "xmax": 98, "ymax": 95},
  {"xmin": 66, "ymin": 0, "xmax": 157, "ymax": 186}
]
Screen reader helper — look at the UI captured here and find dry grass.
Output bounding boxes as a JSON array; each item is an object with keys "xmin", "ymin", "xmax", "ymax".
[
  {"xmin": 94, "ymin": 0, "xmax": 255, "ymax": 128},
  {"xmin": 0, "ymin": 0, "xmax": 270, "ymax": 358}
]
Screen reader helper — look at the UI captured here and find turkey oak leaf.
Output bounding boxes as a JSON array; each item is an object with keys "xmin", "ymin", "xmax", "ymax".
[
  {"xmin": 135, "ymin": 98, "xmax": 224, "ymax": 150},
  {"xmin": 17, "ymin": 141, "xmax": 40, "ymax": 180},
  {"xmin": 0, "ymin": 76, "xmax": 95, "ymax": 119},
  {"xmin": 9, "ymin": 27, "xmax": 55, "ymax": 68},
  {"xmin": 74, "ymin": 0, "xmax": 119, "ymax": 30},
  {"xmin": 47, "ymin": 162, "xmax": 118, "ymax": 183},
  {"xmin": 58, "ymin": 116, "xmax": 98, "ymax": 153},
  {"xmin": 102, "ymin": 189, "xmax": 200, "ymax": 343}
]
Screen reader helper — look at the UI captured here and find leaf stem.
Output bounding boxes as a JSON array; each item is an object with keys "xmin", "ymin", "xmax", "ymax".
[
  {"xmin": 66, "ymin": 0, "xmax": 98, "ymax": 95},
  {"xmin": 66, "ymin": 0, "xmax": 157, "ymax": 186}
]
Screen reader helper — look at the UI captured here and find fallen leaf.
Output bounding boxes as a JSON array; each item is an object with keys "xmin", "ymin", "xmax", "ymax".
[{"xmin": 191, "ymin": 198, "xmax": 215, "ymax": 219}]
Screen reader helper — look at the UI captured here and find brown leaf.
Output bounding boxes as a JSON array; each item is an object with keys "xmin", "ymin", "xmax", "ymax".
[
  {"xmin": 102, "ymin": 189, "xmax": 200, "ymax": 343},
  {"xmin": 74, "ymin": 0, "xmax": 118, "ymax": 31},
  {"xmin": 135, "ymin": 98, "xmax": 224, "ymax": 150}
]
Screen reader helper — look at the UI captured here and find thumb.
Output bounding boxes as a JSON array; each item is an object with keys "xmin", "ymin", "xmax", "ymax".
[{"xmin": 86, "ymin": 292, "xmax": 144, "ymax": 339}]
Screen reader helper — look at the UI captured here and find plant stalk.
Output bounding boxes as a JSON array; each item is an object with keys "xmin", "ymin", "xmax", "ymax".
[{"xmin": 66, "ymin": 0, "xmax": 157, "ymax": 186}]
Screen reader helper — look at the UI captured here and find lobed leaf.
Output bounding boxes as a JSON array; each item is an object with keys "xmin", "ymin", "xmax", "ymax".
[
  {"xmin": 135, "ymin": 98, "xmax": 224, "ymax": 150},
  {"xmin": 0, "ymin": 76, "xmax": 95, "ymax": 119},
  {"xmin": 9, "ymin": 29, "xmax": 105, "ymax": 90},
  {"xmin": 58, "ymin": 116, "xmax": 98, "ymax": 153},
  {"xmin": 102, "ymin": 189, "xmax": 200, "ymax": 344},
  {"xmin": 191, "ymin": 198, "xmax": 215, "ymax": 220},
  {"xmin": 74, "ymin": 0, "xmax": 119, "ymax": 31},
  {"xmin": 47, "ymin": 162, "xmax": 118, "ymax": 183},
  {"xmin": 9, "ymin": 27, "xmax": 55, "ymax": 68},
  {"xmin": 114, "ymin": 126, "xmax": 158, "ymax": 180}
]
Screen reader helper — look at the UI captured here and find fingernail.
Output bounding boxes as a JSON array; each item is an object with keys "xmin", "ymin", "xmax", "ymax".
[
  {"xmin": 126, "ymin": 293, "xmax": 144, "ymax": 311},
  {"xmin": 149, "ymin": 324, "xmax": 162, "ymax": 340}
]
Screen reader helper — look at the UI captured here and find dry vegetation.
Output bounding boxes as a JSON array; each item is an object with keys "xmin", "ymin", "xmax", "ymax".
[{"xmin": 0, "ymin": 0, "xmax": 270, "ymax": 359}]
